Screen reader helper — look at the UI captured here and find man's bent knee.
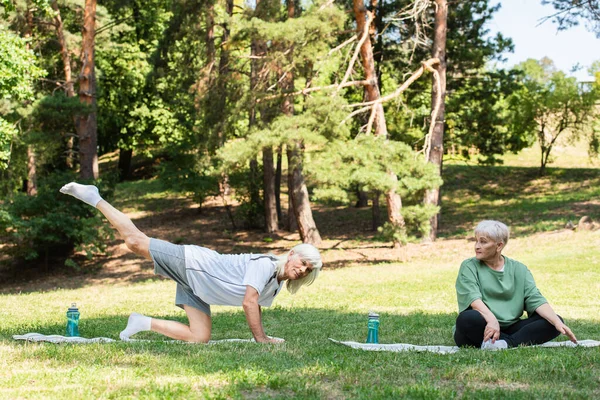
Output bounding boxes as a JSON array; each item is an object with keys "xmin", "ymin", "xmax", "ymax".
[
  {"xmin": 125, "ymin": 234, "xmax": 151, "ymax": 258},
  {"xmin": 187, "ymin": 334, "xmax": 210, "ymax": 343}
]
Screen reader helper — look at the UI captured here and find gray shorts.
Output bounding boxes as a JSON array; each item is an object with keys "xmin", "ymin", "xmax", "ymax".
[{"xmin": 149, "ymin": 238, "xmax": 211, "ymax": 316}]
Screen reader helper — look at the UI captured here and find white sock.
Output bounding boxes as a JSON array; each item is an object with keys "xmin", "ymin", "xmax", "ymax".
[
  {"xmin": 60, "ymin": 182, "xmax": 103, "ymax": 208},
  {"xmin": 481, "ymin": 339, "xmax": 508, "ymax": 350},
  {"xmin": 120, "ymin": 312, "xmax": 152, "ymax": 341}
]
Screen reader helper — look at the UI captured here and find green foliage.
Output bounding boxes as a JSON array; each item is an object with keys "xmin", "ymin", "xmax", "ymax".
[
  {"xmin": 543, "ymin": 0, "xmax": 600, "ymax": 38},
  {"xmin": 446, "ymin": 69, "xmax": 534, "ymax": 164},
  {"xmin": 157, "ymin": 151, "xmax": 219, "ymax": 208},
  {"xmin": 386, "ymin": 1, "xmax": 516, "ymax": 162},
  {"xmin": 0, "ymin": 117, "xmax": 16, "ymax": 169},
  {"xmin": 0, "ymin": 28, "xmax": 45, "ymax": 100},
  {"xmin": 0, "ymin": 171, "xmax": 114, "ymax": 269},
  {"xmin": 0, "ymin": 27, "xmax": 45, "ymax": 170},
  {"xmin": 511, "ymin": 58, "xmax": 600, "ymax": 173}
]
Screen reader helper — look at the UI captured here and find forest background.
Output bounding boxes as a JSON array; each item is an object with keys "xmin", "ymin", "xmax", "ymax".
[{"xmin": 0, "ymin": 0, "xmax": 599, "ymax": 277}]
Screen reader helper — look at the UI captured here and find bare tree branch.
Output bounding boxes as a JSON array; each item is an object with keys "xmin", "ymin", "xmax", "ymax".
[
  {"xmin": 257, "ymin": 79, "xmax": 371, "ymax": 102},
  {"xmin": 337, "ymin": 15, "xmax": 371, "ymax": 92}
]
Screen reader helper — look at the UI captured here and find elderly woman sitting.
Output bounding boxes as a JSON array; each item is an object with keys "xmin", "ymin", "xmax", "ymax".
[{"xmin": 454, "ymin": 220, "xmax": 577, "ymax": 350}]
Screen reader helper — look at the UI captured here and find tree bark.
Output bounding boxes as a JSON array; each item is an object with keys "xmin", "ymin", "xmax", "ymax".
[
  {"xmin": 51, "ymin": 0, "xmax": 75, "ymax": 97},
  {"xmin": 216, "ymin": 0, "xmax": 233, "ymax": 196},
  {"xmin": 77, "ymin": 0, "xmax": 98, "ymax": 180},
  {"xmin": 287, "ymin": 144, "xmax": 322, "ymax": 245},
  {"xmin": 372, "ymin": 191, "xmax": 381, "ymax": 230},
  {"xmin": 353, "ymin": 0, "xmax": 387, "ymax": 137},
  {"xmin": 51, "ymin": 0, "xmax": 76, "ymax": 169},
  {"xmin": 24, "ymin": 5, "xmax": 37, "ymax": 195},
  {"xmin": 275, "ymin": 145, "xmax": 283, "ymax": 222},
  {"xmin": 247, "ymin": 3, "xmax": 265, "ymax": 227},
  {"xmin": 353, "ymin": 0, "xmax": 404, "ymax": 247},
  {"xmin": 356, "ymin": 187, "xmax": 369, "ymax": 207},
  {"xmin": 423, "ymin": 0, "xmax": 448, "ymax": 242},
  {"xmin": 118, "ymin": 148, "xmax": 132, "ymax": 181},
  {"xmin": 283, "ymin": 0, "xmax": 320, "ymax": 243},
  {"xmin": 26, "ymin": 146, "xmax": 37, "ymax": 196},
  {"xmin": 263, "ymin": 147, "xmax": 278, "ymax": 232}
]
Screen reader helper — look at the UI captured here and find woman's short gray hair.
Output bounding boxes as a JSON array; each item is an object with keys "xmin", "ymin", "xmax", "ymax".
[
  {"xmin": 274, "ymin": 243, "xmax": 323, "ymax": 295},
  {"xmin": 474, "ymin": 220, "xmax": 510, "ymax": 245}
]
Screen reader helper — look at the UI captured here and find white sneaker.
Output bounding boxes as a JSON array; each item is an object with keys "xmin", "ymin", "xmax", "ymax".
[{"xmin": 481, "ymin": 339, "xmax": 508, "ymax": 351}]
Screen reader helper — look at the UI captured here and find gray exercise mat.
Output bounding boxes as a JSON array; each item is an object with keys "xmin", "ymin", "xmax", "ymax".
[
  {"xmin": 329, "ymin": 338, "xmax": 600, "ymax": 354},
  {"xmin": 12, "ymin": 332, "xmax": 282, "ymax": 344}
]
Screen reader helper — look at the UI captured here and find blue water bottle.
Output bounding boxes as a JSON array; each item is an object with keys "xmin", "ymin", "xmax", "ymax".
[
  {"xmin": 366, "ymin": 312, "xmax": 380, "ymax": 344},
  {"xmin": 66, "ymin": 303, "xmax": 80, "ymax": 337}
]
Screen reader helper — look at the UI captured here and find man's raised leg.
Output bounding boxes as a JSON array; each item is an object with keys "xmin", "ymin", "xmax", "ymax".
[{"xmin": 60, "ymin": 182, "xmax": 151, "ymax": 260}]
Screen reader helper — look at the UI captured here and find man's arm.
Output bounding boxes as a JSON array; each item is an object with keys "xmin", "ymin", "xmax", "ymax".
[{"xmin": 242, "ymin": 286, "xmax": 283, "ymax": 343}]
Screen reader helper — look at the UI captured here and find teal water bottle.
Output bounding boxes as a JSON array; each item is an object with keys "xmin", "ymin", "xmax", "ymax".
[
  {"xmin": 66, "ymin": 303, "xmax": 80, "ymax": 337},
  {"xmin": 366, "ymin": 312, "xmax": 380, "ymax": 344}
]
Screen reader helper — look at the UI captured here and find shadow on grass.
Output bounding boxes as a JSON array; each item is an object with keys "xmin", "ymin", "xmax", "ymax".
[
  {"xmin": 440, "ymin": 165, "xmax": 600, "ymax": 238},
  {"xmin": 3, "ymin": 308, "xmax": 599, "ymax": 349},
  {"xmin": 3, "ymin": 309, "xmax": 600, "ymax": 398}
]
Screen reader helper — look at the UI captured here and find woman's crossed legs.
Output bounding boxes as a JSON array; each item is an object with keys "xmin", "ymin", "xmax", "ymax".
[{"xmin": 454, "ymin": 309, "xmax": 561, "ymax": 349}]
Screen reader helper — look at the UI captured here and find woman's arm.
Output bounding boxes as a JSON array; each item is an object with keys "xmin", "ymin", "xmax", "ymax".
[
  {"xmin": 242, "ymin": 286, "xmax": 284, "ymax": 343},
  {"xmin": 535, "ymin": 303, "xmax": 578, "ymax": 343},
  {"xmin": 471, "ymin": 299, "xmax": 501, "ymax": 343}
]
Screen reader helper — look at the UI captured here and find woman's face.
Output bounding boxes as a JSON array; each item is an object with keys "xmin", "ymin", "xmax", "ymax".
[
  {"xmin": 283, "ymin": 251, "xmax": 313, "ymax": 281},
  {"xmin": 474, "ymin": 234, "xmax": 503, "ymax": 261}
]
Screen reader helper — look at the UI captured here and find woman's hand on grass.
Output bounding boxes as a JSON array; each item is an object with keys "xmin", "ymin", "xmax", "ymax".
[{"xmin": 555, "ymin": 321, "xmax": 577, "ymax": 343}]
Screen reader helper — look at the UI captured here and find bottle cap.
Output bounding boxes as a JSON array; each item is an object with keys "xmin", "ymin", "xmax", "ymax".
[
  {"xmin": 68, "ymin": 303, "xmax": 79, "ymax": 311},
  {"xmin": 368, "ymin": 312, "xmax": 379, "ymax": 319}
]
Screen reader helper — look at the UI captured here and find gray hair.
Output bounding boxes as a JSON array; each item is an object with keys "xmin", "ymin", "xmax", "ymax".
[
  {"xmin": 274, "ymin": 243, "xmax": 323, "ymax": 295},
  {"xmin": 474, "ymin": 220, "xmax": 510, "ymax": 245}
]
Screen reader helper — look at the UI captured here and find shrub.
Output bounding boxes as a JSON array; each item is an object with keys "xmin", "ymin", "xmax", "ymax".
[{"xmin": 0, "ymin": 171, "xmax": 114, "ymax": 270}]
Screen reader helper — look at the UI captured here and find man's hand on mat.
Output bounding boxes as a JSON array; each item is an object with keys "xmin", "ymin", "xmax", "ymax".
[
  {"xmin": 555, "ymin": 322, "xmax": 577, "ymax": 343},
  {"xmin": 255, "ymin": 336, "xmax": 285, "ymax": 344},
  {"xmin": 483, "ymin": 320, "xmax": 501, "ymax": 343}
]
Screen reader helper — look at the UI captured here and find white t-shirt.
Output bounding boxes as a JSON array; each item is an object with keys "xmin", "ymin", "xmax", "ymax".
[{"xmin": 184, "ymin": 245, "xmax": 283, "ymax": 307}]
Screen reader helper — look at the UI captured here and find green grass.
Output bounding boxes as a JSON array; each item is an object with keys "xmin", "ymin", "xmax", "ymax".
[
  {"xmin": 2, "ymin": 229, "xmax": 600, "ymax": 399},
  {"xmin": 440, "ymin": 165, "xmax": 600, "ymax": 238},
  {"xmin": 2, "ymin": 145, "xmax": 600, "ymax": 398}
]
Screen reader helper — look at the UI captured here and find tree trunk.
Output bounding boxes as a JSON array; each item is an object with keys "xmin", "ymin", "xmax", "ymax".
[
  {"xmin": 247, "ymin": 5, "xmax": 264, "ymax": 227},
  {"xmin": 51, "ymin": 0, "xmax": 76, "ymax": 168},
  {"xmin": 216, "ymin": 0, "xmax": 233, "ymax": 196},
  {"xmin": 275, "ymin": 145, "xmax": 283, "ymax": 222},
  {"xmin": 118, "ymin": 148, "xmax": 132, "ymax": 181},
  {"xmin": 353, "ymin": 0, "xmax": 387, "ymax": 137},
  {"xmin": 77, "ymin": 0, "xmax": 98, "ymax": 180},
  {"xmin": 24, "ymin": 5, "xmax": 37, "ymax": 196},
  {"xmin": 287, "ymin": 144, "xmax": 322, "ymax": 245},
  {"xmin": 372, "ymin": 191, "xmax": 381, "ymax": 230},
  {"xmin": 353, "ymin": 0, "xmax": 404, "ymax": 247},
  {"xmin": 263, "ymin": 147, "xmax": 278, "ymax": 232},
  {"xmin": 26, "ymin": 146, "xmax": 37, "ymax": 196},
  {"xmin": 423, "ymin": 0, "xmax": 448, "ymax": 242},
  {"xmin": 282, "ymin": 0, "xmax": 319, "ymax": 242},
  {"xmin": 356, "ymin": 187, "xmax": 369, "ymax": 207}
]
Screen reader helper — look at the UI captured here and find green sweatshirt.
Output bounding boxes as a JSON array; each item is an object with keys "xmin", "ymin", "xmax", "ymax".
[{"xmin": 455, "ymin": 257, "xmax": 548, "ymax": 328}]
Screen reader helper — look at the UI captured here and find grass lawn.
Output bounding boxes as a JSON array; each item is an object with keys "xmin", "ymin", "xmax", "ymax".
[
  {"xmin": 2, "ymin": 145, "xmax": 600, "ymax": 399},
  {"xmin": 2, "ymin": 227, "xmax": 600, "ymax": 398}
]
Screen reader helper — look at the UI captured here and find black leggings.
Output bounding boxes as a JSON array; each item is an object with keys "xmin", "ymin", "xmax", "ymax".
[{"xmin": 454, "ymin": 309, "xmax": 562, "ymax": 348}]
